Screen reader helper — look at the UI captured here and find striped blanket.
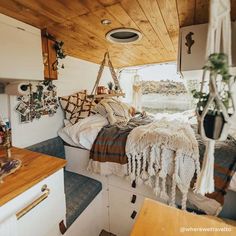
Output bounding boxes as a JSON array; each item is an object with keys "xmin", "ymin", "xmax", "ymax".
[{"xmin": 90, "ymin": 115, "xmax": 153, "ymax": 165}]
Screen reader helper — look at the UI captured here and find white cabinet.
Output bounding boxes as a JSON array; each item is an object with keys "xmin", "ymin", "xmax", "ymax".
[
  {"xmin": 0, "ymin": 13, "xmax": 44, "ymax": 81},
  {"xmin": 109, "ymin": 185, "xmax": 145, "ymax": 236},
  {"xmin": 178, "ymin": 22, "xmax": 236, "ymax": 74},
  {"xmin": 0, "ymin": 169, "xmax": 66, "ymax": 236},
  {"xmin": 178, "ymin": 24, "xmax": 208, "ymax": 72}
]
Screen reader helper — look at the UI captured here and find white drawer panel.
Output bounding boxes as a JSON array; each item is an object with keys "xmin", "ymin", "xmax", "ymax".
[
  {"xmin": 108, "ymin": 175, "xmax": 157, "ymax": 200},
  {"xmin": 109, "ymin": 185, "xmax": 145, "ymax": 236},
  {"xmin": 0, "ymin": 169, "xmax": 66, "ymax": 236}
]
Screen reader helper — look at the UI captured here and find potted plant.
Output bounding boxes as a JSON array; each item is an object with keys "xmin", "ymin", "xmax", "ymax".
[
  {"xmin": 107, "ymin": 81, "xmax": 114, "ymax": 94},
  {"xmin": 192, "ymin": 53, "xmax": 235, "ymax": 140}
]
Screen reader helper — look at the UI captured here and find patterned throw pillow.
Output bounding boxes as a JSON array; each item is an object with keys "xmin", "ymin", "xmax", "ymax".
[
  {"xmin": 59, "ymin": 91, "xmax": 86, "ymax": 120},
  {"xmin": 59, "ymin": 90, "xmax": 96, "ymax": 125},
  {"xmin": 70, "ymin": 96, "xmax": 96, "ymax": 125}
]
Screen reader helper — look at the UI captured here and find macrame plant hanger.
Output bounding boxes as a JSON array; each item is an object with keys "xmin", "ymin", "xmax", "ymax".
[
  {"xmin": 195, "ymin": 0, "xmax": 235, "ymax": 195},
  {"xmin": 89, "ymin": 51, "xmax": 124, "ymax": 99}
]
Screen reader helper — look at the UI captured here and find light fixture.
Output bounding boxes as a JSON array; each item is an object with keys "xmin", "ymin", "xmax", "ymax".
[
  {"xmin": 101, "ymin": 19, "xmax": 112, "ymax": 25},
  {"xmin": 106, "ymin": 28, "xmax": 142, "ymax": 44}
]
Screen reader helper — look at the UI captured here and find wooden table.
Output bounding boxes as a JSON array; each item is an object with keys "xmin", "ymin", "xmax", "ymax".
[
  {"xmin": 0, "ymin": 147, "xmax": 66, "ymax": 206},
  {"xmin": 131, "ymin": 199, "xmax": 236, "ymax": 236}
]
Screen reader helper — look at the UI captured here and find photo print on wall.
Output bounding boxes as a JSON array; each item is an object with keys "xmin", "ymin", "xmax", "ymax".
[{"xmin": 15, "ymin": 81, "xmax": 59, "ymax": 123}]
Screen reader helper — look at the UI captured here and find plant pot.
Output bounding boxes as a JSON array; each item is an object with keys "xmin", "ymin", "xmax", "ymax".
[
  {"xmin": 108, "ymin": 90, "xmax": 115, "ymax": 94},
  {"xmin": 202, "ymin": 113, "xmax": 226, "ymax": 139}
]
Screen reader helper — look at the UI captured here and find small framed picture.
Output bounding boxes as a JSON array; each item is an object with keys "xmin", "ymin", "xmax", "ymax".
[
  {"xmin": 20, "ymin": 113, "xmax": 30, "ymax": 123},
  {"xmin": 15, "ymin": 102, "xmax": 30, "ymax": 116}
]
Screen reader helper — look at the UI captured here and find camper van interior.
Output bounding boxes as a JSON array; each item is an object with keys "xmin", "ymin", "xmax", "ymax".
[{"xmin": 0, "ymin": 0, "xmax": 236, "ymax": 236}]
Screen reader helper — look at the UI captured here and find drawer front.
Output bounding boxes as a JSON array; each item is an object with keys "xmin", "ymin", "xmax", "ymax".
[
  {"xmin": 0, "ymin": 169, "xmax": 66, "ymax": 236},
  {"xmin": 108, "ymin": 175, "xmax": 157, "ymax": 200},
  {"xmin": 109, "ymin": 185, "xmax": 145, "ymax": 236}
]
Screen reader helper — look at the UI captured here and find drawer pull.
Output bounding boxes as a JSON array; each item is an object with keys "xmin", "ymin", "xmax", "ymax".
[
  {"xmin": 131, "ymin": 195, "xmax": 137, "ymax": 204},
  {"xmin": 131, "ymin": 210, "xmax": 137, "ymax": 219},
  {"xmin": 131, "ymin": 180, "xmax": 136, "ymax": 188},
  {"xmin": 16, "ymin": 185, "xmax": 50, "ymax": 220}
]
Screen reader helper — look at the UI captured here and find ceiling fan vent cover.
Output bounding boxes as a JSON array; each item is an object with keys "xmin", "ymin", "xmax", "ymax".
[{"xmin": 106, "ymin": 28, "xmax": 142, "ymax": 44}]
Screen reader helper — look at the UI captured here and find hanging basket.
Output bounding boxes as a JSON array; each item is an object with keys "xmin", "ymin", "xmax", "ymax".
[
  {"xmin": 200, "ymin": 111, "xmax": 230, "ymax": 140},
  {"xmin": 196, "ymin": 53, "xmax": 235, "ymax": 141}
]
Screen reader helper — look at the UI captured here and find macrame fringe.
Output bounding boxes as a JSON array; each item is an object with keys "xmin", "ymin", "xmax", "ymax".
[{"xmin": 194, "ymin": 140, "xmax": 215, "ymax": 194}]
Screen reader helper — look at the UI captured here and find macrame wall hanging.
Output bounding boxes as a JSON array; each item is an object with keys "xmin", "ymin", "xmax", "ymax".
[
  {"xmin": 89, "ymin": 52, "xmax": 125, "ymax": 99},
  {"xmin": 194, "ymin": 0, "xmax": 236, "ymax": 195},
  {"xmin": 132, "ymin": 71, "xmax": 142, "ymax": 111}
]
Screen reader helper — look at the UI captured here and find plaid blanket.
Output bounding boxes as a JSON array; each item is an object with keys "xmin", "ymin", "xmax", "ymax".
[{"xmin": 90, "ymin": 115, "xmax": 153, "ymax": 165}]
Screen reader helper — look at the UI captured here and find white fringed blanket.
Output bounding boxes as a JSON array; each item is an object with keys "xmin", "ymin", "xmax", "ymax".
[{"xmin": 126, "ymin": 119, "xmax": 200, "ymax": 209}]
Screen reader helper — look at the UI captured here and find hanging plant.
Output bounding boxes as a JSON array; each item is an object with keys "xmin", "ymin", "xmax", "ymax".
[
  {"xmin": 52, "ymin": 40, "xmax": 66, "ymax": 71},
  {"xmin": 192, "ymin": 53, "xmax": 236, "ymax": 139}
]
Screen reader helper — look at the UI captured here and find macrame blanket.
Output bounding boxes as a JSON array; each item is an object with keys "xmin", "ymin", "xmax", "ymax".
[
  {"xmin": 126, "ymin": 119, "xmax": 200, "ymax": 210},
  {"xmin": 92, "ymin": 98, "xmax": 131, "ymax": 126}
]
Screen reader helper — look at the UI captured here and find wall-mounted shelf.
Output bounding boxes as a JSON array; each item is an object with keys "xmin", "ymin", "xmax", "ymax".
[{"xmin": 87, "ymin": 93, "xmax": 125, "ymax": 99}]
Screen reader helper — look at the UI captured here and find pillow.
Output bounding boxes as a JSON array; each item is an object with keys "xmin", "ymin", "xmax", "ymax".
[
  {"xmin": 92, "ymin": 98, "xmax": 131, "ymax": 126},
  {"xmin": 58, "ymin": 114, "xmax": 108, "ymax": 149},
  {"xmin": 69, "ymin": 93, "xmax": 96, "ymax": 125},
  {"xmin": 59, "ymin": 90, "xmax": 86, "ymax": 120},
  {"xmin": 59, "ymin": 90, "xmax": 95, "ymax": 124}
]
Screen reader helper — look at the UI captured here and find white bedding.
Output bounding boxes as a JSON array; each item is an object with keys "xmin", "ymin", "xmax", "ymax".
[{"xmin": 58, "ymin": 114, "xmax": 108, "ymax": 149}]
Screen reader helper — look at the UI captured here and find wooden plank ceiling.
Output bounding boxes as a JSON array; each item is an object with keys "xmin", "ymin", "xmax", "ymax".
[{"xmin": 0, "ymin": 0, "xmax": 236, "ymax": 68}]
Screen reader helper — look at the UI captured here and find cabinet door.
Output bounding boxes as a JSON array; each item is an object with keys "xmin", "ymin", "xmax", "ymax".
[
  {"xmin": 179, "ymin": 22, "xmax": 236, "ymax": 73},
  {"xmin": 180, "ymin": 24, "xmax": 208, "ymax": 72},
  {"xmin": 0, "ymin": 169, "xmax": 66, "ymax": 236},
  {"xmin": 109, "ymin": 185, "xmax": 145, "ymax": 236},
  {"xmin": 41, "ymin": 32, "xmax": 58, "ymax": 80},
  {"xmin": 0, "ymin": 15, "xmax": 44, "ymax": 80}
]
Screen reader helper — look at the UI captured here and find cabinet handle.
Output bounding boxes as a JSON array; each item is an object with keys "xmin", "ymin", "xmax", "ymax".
[
  {"xmin": 131, "ymin": 180, "xmax": 136, "ymax": 188},
  {"xmin": 130, "ymin": 210, "xmax": 137, "ymax": 219},
  {"xmin": 16, "ymin": 184, "xmax": 50, "ymax": 220},
  {"xmin": 131, "ymin": 194, "xmax": 137, "ymax": 204}
]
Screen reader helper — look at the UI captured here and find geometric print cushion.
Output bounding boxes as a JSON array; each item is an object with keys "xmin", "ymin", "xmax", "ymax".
[
  {"xmin": 59, "ymin": 90, "xmax": 87, "ymax": 120},
  {"xmin": 70, "ymin": 95, "xmax": 96, "ymax": 125}
]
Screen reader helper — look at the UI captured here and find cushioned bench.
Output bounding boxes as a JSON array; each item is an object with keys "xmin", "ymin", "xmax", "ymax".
[{"xmin": 27, "ymin": 137, "xmax": 102, "ymax": 227}]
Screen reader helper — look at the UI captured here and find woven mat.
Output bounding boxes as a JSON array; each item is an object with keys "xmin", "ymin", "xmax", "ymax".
[{"xmin": 0, "ymin": 158, "xmax": 22, "ymax": 183}]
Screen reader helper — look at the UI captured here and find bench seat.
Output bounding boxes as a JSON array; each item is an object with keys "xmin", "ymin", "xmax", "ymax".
[
  {"xmin": 27, "ymin": 137, "xmax": 102, "ymax": 228},
  {"xmin": 64, "ymin": 170, "xmax": 102, "ymax": 227}
]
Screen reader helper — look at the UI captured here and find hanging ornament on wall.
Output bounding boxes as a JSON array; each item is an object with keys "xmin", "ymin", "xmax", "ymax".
[
  {"xmin": 132, "ymin": 71, "xmax": 142, "ymax": 111},
  {"xmin": 193, "ymin": 0, "xmax": 236, "ymax": 195}
]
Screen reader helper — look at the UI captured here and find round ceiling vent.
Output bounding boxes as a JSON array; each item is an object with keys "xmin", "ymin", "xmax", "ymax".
[{"xmin": 106, "ymin": 28, "xmax": 142, "ymax": 44}]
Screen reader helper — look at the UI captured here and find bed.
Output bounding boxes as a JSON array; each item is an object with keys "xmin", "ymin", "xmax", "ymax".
[{"xmin": 57, "ymin": 92, "xmax": 236, "ymax": 216}]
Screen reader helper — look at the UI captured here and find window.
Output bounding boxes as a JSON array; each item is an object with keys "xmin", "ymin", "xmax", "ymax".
[{"xmin": 119, "ymin": 63, "xmax": 193, "ymax": 114}]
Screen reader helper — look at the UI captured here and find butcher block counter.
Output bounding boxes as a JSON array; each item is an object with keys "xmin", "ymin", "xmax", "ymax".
[
  {"xmin": 0, "ymin": 147, "xmax": 66, "ymax": 206},
  {"xmin": 131, "ymin": 199, "xmax": 236, "ymax": 236}
]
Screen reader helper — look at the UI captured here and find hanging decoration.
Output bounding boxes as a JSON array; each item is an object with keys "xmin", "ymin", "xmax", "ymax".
[
  {"xmin": 193, "ymin": 0, "xmax": 236, "ymax": 195},
  {"xmin": 89, "ymin": 52, "xmax": 125, "ymax": 99},
  {"xmin": 43, "ymin": 30, "xmax": 66, "ymax": 71},
  {"xmin": 15, "ymin": 81, "xmax": 59, "ymax": 123},
  {"xmin": 132, "ymin": 71, "xmax": 142, "ymax": 111},
  {"xmin": 52, "ymin": 40, "xmax": 66, "ymax": 71}
]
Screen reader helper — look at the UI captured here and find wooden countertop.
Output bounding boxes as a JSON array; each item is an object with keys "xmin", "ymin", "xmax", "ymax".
[
  {"xmin": 131, "ymin": 199, "xmax": 236, "ymax": 236},
  {"xmin": 0, "ymin": 147, "xmax": 66, "ymax": 206}
]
